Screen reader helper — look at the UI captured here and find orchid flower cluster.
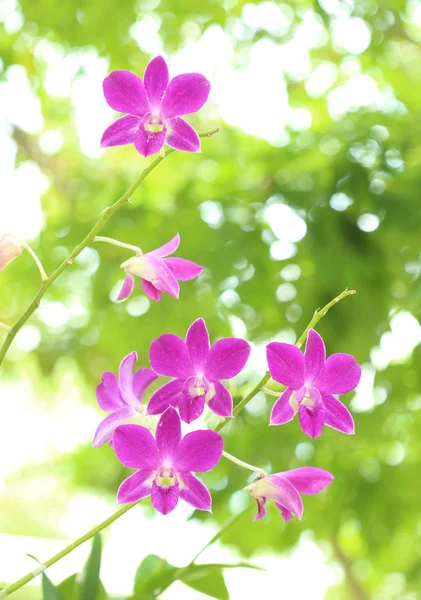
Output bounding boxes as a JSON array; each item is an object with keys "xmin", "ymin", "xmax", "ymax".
[{"xmin": 0, "ymin": 55, "xmax": 363, "ymax": 599}]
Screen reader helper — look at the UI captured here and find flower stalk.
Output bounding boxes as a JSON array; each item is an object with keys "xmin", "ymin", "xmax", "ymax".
[
  {"xmin": 0, "ymin": 322, "xmax": 12, "ymax": 334},
  {"xmin": 0, "ymin": 130, "xmax": 219, "ymax": 369},
  {"xmin": 222, "ymin": 451, "xmax": 267, "ymax": 475},
  {"xmin": 93, "ymin": 236, "xmax": 142, "ymax": 255},
  {"xmin": 0, "ymin": 287, "xmax": 354, "ymax": 597},
  {"xmin": 20, "ymin": 241, "xmax": 48, "ymax": 281}
]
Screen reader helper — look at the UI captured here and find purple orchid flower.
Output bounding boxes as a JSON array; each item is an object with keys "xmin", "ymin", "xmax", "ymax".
[
  {"xmin": 267, "ymin": 329, "xmax": 361, "ymax": 438},
  {"xmin": 116, "ymin": 233, "xmax": 203, "ymax": 303},
  {"xmin": 101, "ymin": 55, "xmax": 210, "ymax": 157},
  {"xmin": 93, "ymin": 351, "xmax": 158, "ymax": 448},
  {"xmin": 245, "ymin": 467, "xmax": 334, "ymax": 522},
  {"xmin": 113, "ymin": 406, "xmax": 223, "ymax": 515},
  {"xmin": 147, "ymin": 318, "xmax": 251, "ymax": 423}
]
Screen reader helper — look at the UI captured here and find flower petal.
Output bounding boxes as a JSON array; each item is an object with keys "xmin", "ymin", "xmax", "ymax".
[
  {"xmin": 304, "ymin": 329, "xmax": 326, "ymax": 383},
  {"xmin": 117, "ymin": 469, "xmax": 153, "ymax": 504},
  {"xmin": 113, "ymin": 424, "xmax": 160, "ymax": 470},
  {"xmin": 142, "ymin": 279, "xmax": 161, "ymax": 302},
  {"xmin": 93, "ymin": 406, "xmax": 134, "ymax": 448},
  {"xmin": 253, "ymin": 496, "xmax": 267, "ymax": 521},
  {"xmin": 280, "ymin": 467, "xmax": 334, "ymax": 496},
  {"xmin": 316, "ymin": 354, "xmax": 361, "ymax": 394},
  {"xmin": 116, "ymin": 274, "xmax": 135, "ymax": 301},
  {"xmin": 270, "ymin": 388, "xmax": 296, "ymax": 426},
  {"xmin": 322, "ymin": 393, "xmax": 355, "ymax": 434},
  {"xmin": 151, "ymin": 481, "xmax": 179, "ymax": 515},
  {"xmin": 101, "ymin": 115, "xmax": 140, "ymax": 148},
  {"xmin": 205, "ymin": 338, "xmax": 251, "ymax": 381},
  {"xmin": 275, "ymin": 504, "xmax": 294, "ymax": 522},
  {"xmin": 118, "ymin": 351, "xmax": 138, "ymax": 407},
  {"xmin": 96, "ymin": 372, "xmax": 125, "ymax": 411},
  {"xmin": 166, "ymin": 117, "xmax": 200, "ymax": 152},
  {"xmin": 161, "ymin": 73, "xmax": 210, "ymax": 119},
  {"xmin": 144, "ymin": 55, "xmax": 169, "ymax": 109},
  {"xmin": 298, "ymin": 394, "xmax": 325, "ymax": 439},
  {"xmin": 132, "ymin": 368, "xmax": 158, "ymax": 400},
  {"xmin": 0, "ymin": 234, "xmax": 23, "ymax": 272},
  {"xmin": 179, "ymin": 472, "xmax": 212, "ymax": 512},
  {"xmin": 265, "ymin": 475, "xmax": 303, "ymax": 519},
  {"xmin": 186, "ymin": 318, "xmax": 210, "ymax": 370},
  {"xmin": 134, "ymin": 127, "xmax": 166, "ymax": 157},
  {"xmin": 149, "ymin": 333, "xmax": 193, "ymax": 378},
  {"xmin": 178, "ymin": 394, "xmax": 206, "ymax": 423},
  {"xmin": 164, "ymin": 257, "xmax": 204, "ymax": 281},
  {"xmin": 103, "ymin": 70, "xmax": 150, "ymax": 116},
  {"xmin": 142, "ymin": 255, "xmax": 180, "ymax": 298},
  {"xmin": 174, "ymin": 430, "xmax": 223, "ymax": 472},
  {"xmin": 147, "ymin": 379, "xmax": 184, "ymax": 415},
  {"xmin": 207, "ymin": 381, "xmax": 233, "ymax": 417},
  {"xmin": 149, "ymin": 234, "xmax": 180, "ymax": 258},
  {"xmin": 266, "ymin": 342, "xmax": 305, "ymax": 389},
  {"xmin": 156, "ymin": 406, "xmax": 181, "ymax": 461}
]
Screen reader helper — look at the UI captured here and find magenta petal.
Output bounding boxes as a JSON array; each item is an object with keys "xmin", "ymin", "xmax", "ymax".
[
  {"xmin": 164, "ymin": 257, "xmax": 204, "ymax": 281},
  {"xmin": 149, "ymin": 333, "xmax": 193, "ymax": 378},
  {"xmin": 149, "ymin": 234, "xmax": 180, "ymax": 258},
  {"xmin": 208, "ymin": 381, "xmax": 233, "ymax": 418},
  {"xmin": 186, "ymin": 318, "xmax": 210, "ymax": 371},
  {"xmin": 322, "ymin": 393, "xmax": 355, "ymax": 434},
  {"xmin": 304, "ymin": 329, "xmax": 326, "ymax": 383},
  {"xmin": 276, "ymin": 504, "xmax": 294, "ymax": 522},
  {"xmin": 101, "ymin": 115, "xmax": 140, "ymax": 148},
  {"xmin": 179, "ymin": 472, "xmax": 212, "ymax": 511},
  {"xmin": 118, "ymin": 351, "xmax": 138, "ymax": 407},
  {"xmin": 270, "ymin": 388, "xmax": 296, "ymax": 426},
  {"xmin": 254, "ymin": 497, "xmax": 267, "ymax": 521},
  {"xmin": 161, "ymin": 73, "xmax": 210, "ymax": 119},
  {"xmin": 166, "ymin": 117, "xmax": 200, "ymax": 152},
  {"xmin": 96, "ymin": 372, "xmax": 124, "ymax": 411},
  {"xmin": 174, "ymin": 430, "xmax": 223, "ymax": 472},
  {"xmin": 298, "ymin": 397, "xmax": 325, "ymax": 439},
  {"xmin": 113, "ymin": 424, "xmax": 160, "ymax": 469},
  {"xmin": 205, "ymin": 338, "xmax": 251, "ymax": 381},
  {"xmin": 147, "ymin": 379, "xmax": 184, "ymax": 415},
  {"xmin": 266, "ymin": 475, "xmax": 303, "ymax": 519},
  {"xmin": 151, "ymin": 481, "xmax": 179, "ymax": 515},
  {"xmin": 178, "ymin": 394, "xmax": 206, "ymax": 423},
  {"xmin": 144, "ymin": 55, "xmax": 169, "ymax": 109},
  {"xmin": 142, "ymin": 279, "xmax": 161, "ymax": 302},
  {"xmin": 281, "ymin": 467, "xmax": 334, "ymax": 496},
  {"xmin": 143, "ymin": 255, "xmax": 180, "ymax": 298},
  {"xmin": 132, "ymin": 368, "xmax": 158, "ymax": 401},
  {"xmin": 116, "ymin": 274, "xmax": 135, "ymax": 301},
  {"xmin": 156, "ymin": 407, "xmax": 181, "ymax": 461},
  {"xmin": 266, "ymin": 342, "xmax": 305, "ymax": 389},
  {"xmin": 134, "ymin": 127, "xmax": 166, "ymax": 157},
  {"xmin": 103, "ymin": 70, "xmax": 150, "ymax": 116},
  {"xmin": 317, "ymin": 353, "xmax": 361, "ymax": 394},
  {"xmin": 93, "ymin": 406, "xmax": 134, "ymax": 448},
  {"xmin": 117, "ymin": 469, "xmax": 153, "ymax": 504}
]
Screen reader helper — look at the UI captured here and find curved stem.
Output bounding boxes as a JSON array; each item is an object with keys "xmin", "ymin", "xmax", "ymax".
[
  {"xmin": 93, "ymin": 236, "xmax": 142, "ymax": 255},
  {"xmin": 222, "ymin": 451, "xmax": 266, "ymax": 475},
  {"xmin": 0, "ymin": 285, "xmax": 354, "ymax": 597},
  {"xmin": 0, "ymin": 322, "xmax": 12, "ymax": 334},
  {"xmin": 20, "ymin": 242, "xmax": 48, "ymax": 281},
  {"xmin": 0, "ymin": 130, "xmax": 219, "ymax": 369}
]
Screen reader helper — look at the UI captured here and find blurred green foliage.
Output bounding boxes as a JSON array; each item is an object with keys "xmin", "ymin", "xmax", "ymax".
[{"xmin": 1, "ymin": 0, "xmax": 421, "ymax": 598}]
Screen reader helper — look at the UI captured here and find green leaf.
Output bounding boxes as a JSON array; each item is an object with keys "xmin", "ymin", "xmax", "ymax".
[
  {"xmin": 79, "ymin": 536, "xmax": 103, "ymax": 600},
  {"xmin": 131, "ymin": 554, "xmax": 178, "ymax": 599},
  {"xmin": 180, "ymin": 565, "xmax": 228, "ymax": 600},
  {"xmin": 59, "ymin": 574, "xmax": 109, "ymax": 600},
  {"xmin": 42, "ymin": 572, "xmax": 64, "ymax": 600}
]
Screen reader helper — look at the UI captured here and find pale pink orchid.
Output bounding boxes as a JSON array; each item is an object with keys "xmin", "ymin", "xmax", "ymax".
[
  {"xmin": 0, "ymin": 234, "xmax": 23, "ymax": 272},
  {"xmin": 116, "ymin": 234, "xmax": 203, "ymax": 302}
]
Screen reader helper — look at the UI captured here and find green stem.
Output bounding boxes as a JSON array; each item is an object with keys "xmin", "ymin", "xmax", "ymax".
[
  {"xmin": 215, "ymin": 288, "xmax": 356, "ymax": 433},
  {"xmin": 0, "ymin": 322, "xmax": 12, "ymax": 334},
  {"xmin": 0, "ymin": 285, "xmax": 354, "ymax": 597},
  {"xmin": 20, "ymin": 241, "xmax": 48, "ymax": 281},
  {"xmin": 0, "ymin": 503, "xmax": 137, "ymax": 598},
  {"xmin": 93, "ymin": 236, "xmax": 142, "ymax": 255},
  {"xmin": 0, "ymin": 130, "xmax": 219, "ymax": 369},
  {"xmin": 222, "ymin": 450, "xmax": 267, "ymax": 475}
]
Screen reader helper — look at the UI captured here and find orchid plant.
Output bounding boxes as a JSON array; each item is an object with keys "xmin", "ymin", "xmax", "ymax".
[{"xmin": 0, "ymin": 55, "xmax": 362, "ymax": 599}]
